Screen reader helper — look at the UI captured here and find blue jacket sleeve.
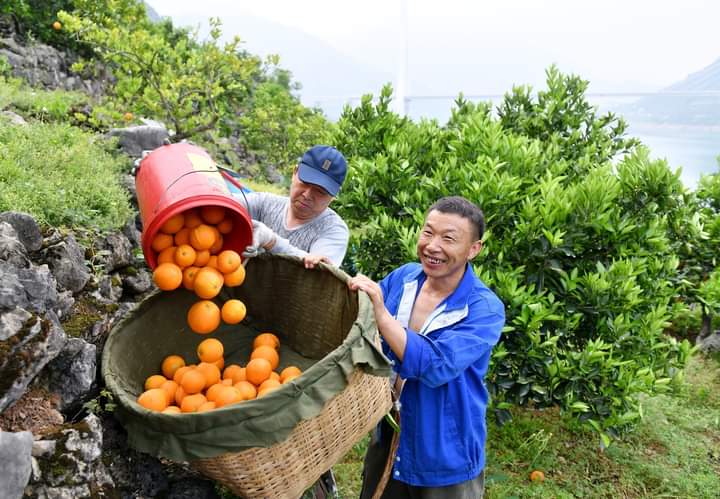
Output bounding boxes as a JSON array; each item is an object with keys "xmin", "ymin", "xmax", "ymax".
[{"xmin": 395, "ymin": 297, "xmax": 504, "ymax": 388}]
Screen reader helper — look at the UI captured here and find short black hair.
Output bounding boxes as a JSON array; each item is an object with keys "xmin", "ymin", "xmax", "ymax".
[{"xmin": 427, "ymin": 196, "xmax": 485, "ymax": 240}]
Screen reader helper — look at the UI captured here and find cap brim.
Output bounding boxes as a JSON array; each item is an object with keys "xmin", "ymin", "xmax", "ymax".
[{"xmin": 297, "ymin": 164, "xmax": 340, "ymax": 196}]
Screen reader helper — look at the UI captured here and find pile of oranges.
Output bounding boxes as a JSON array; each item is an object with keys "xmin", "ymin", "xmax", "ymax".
[
  {"xmin": 137, "ymin": 334, "xmax": 303, "ymax": 413},
  {"xmin": 148, "ymin": 206, "xmax": 247, "ymax": 335}
]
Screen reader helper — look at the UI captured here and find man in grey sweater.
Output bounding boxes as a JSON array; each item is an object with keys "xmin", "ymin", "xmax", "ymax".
[
  {"xmin": 238, "ymin": 145, "xmax": 349, "ymax": 497},
  {"xmin": 240, "ymin": 145, "xmax": 350, "ymax": 268}
]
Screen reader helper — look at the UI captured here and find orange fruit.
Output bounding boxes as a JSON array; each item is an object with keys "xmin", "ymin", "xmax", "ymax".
[
  {"xmin": 530, "ymin": 470, "xmax": 545, "ymax": 482},
  {"xmin": 251, "ymin": 346, "xmax": 280, "ymax": 371},
  {"xmin": 197, "ymin": 338, "xmax": 224, "ymax": 363},
  {"xmin": 160, "ymin": 214, "xmax": 185, "ymax": 234},
  {"xmin": 144, "ymin": 374, "xmax": 167, "ymax": 390},
  {"xmin": 153, "ymin": 262, "xmax": 183, "ymax": 291},
  {"xmin": 283, "ymin": 373, "xmax": 300, "ymax": 384},
  {"xmin": 181, "ymin": 393, "xmax": 207, "ymax": 413},
  {"xmin": 204, "ymin": 255, "xmax": 218, "ymax": 270},
  {"xmin": 209, "ymin": 232, "xmax": 224, "ymax": 255},
  {"xmin": 270, "ymin": 371, "xmax": 280, "ymax": 382},
  {"xmin": 174, "ymin": 227, "xmax": 191, "ymax": 246},
  {"xmin": 215, "ymin": 386, "xmax": 242, "ymax": 408},
  {"xmin": 183, "ymin": 209, "xmax": 203, "ymax": 228},
  {"xmin": 161, "ymin": 355, "xmax": 186, "ymax": 379},
  {"xmin": 221, "ymin": 299, "xmax": 246, "ymax": 324},
  {"xmin": 157, "ymin": 245, "xmax": 178, "ymax": 265},
  {"xmin": 151, "ymin": 232, "xmax": 174, "ymax": 253},
  {"xmin": 253, "ymin": 333, "xmax": 280, "ymax": 350},
  {"xmin": 280, "ymin": 366, "xmax": 302, "ymax": 383},
  {"xmin": 201, "ymin": 206, "xmax": 226, "ymax": 225},
  {"xmin": 217, "ymin": 218, "xmax": 233, "ymax": 234},
  {"xmin": 223, "ymin": 264, "xmax": 246, "ymax": 287},
  {"xmin": 193, "ymin": 268, "xmax": 223, "ymax": 299},
  {"xmin": 213, "ymin": 357, "xmax": 225, "ymax": 371},
  {"xmin": 196, "ymin": 362, "xmax": 221, "ymax": 389},
  {"xmin": 259, "ymin": 378, "xmax": 281, "ymax": 392},
  {"xmin": 173, "ymin": 365, "xmax": 191, "ymax": 384},
  {"xmin": 162, "ymin": 405, "xmax": 181, "ymax": 414},
  {"xmin": 234, "ymin": 380, "xmax": 257, "ymax": 400},
  {"xmin": 174, "ymin": 386, "xmax": 186, "ymax": 406},
  {"xmin": 174, "ymin": 244, "xmax": 197, "ymax": 268},
  {"xmin": 217, "ymin": 250, "xmax": 241, "ymax": 274},
  {"xmin": 182, "ymin": 266, "xmax": 200, "ymax": 290},
  {"xmin": 190, "ymin": 224, "xmax": 216, "ymax": 251},
  {"xmin": 228, "ymin": 367, "xmax": 246, "ymax": 384},
  {"xmin": 160, "ymin": 379, "xmax": 179, "ymax": 402},
  {"xmin": 180, "ymin": 368, "xmax": 206, "ymax": 395},
  {"xmin": 205, "ymin": 383, "xmax": 225, "ymax": 402},
  {"xmin": 223, "ymin": 364, "xmax": 243, "ymax": 381},
  {"xmin": 138, "ymin": 388, "xmax": 169, "ymax": 411},
  {"xmin": 173, "ymin": 367, "xmax": 190, "ymax": 386},
  {"xmin": 197, "ymin": 401, "xmax": 217, "ymax": 412},
  {"xmin": 194, "ymin": 249, "xmax": 211, "ymax": 267},
  {"xmin": 246, "ymin": 358, "xmax": 272, "ymax": 386},
  {"xmin": 221, "ymin": 378, "xmax": 233, "ymax": 386},
  {"xmin": 52, "ymin": 21, "xmax": 62, "ymax": 31},
  {"xmin": 187, "ymin": 300, "xmax": 221, "ymax": 334}
]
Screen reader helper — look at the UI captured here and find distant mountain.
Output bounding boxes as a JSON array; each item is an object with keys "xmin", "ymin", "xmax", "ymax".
[
  {"xmin": 623, "ymin": 57, "xmax": 720, "ymax": 126},
  {"xmin": 153, "ymin": 12, "xmax": 393, "ymax": 119},
  {"xmin": 142, "ymin": 1, "xmax": 161, "ymax": 23}
]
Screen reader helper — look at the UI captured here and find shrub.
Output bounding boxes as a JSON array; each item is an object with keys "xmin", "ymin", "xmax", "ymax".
[
  {"xmin": 0, "ymin": 119, "xmax": 131, "ymax": 229},
  {"xmin": 331, "ymin": 72, "xmax": 694, "ymax": 445}
]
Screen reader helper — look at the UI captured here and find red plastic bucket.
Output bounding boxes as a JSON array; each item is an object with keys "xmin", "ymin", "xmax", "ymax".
[{"xmin": 135, "ymin": 143, "xmax": 252, "ymax": 269}]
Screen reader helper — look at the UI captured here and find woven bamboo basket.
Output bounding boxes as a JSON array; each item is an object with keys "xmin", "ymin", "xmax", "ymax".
[
  {"xmin": 193, "ymin": 369, "xmax": 391, "ymax": 498},
  {"xmin": 103, "ymin": 254, "xmax": 393, "ymax": 499}
]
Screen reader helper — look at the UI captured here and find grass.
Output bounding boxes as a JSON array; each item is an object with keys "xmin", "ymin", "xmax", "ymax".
[
  {"xmin": 0, "ymin": 116, "xmax": 132, "ymax": 229},
  {"xmin": 334, "ymin": 354, "xmax": 720, "ymax": 498}
]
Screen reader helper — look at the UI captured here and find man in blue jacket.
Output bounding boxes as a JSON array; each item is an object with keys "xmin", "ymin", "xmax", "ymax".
[{"xmin": 349, "ymin": 196, "xmax": 505, "ymax": 498}]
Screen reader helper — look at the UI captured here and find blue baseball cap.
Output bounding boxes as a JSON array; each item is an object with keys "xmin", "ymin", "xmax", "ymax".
[{"xmin": 297, "ymin": 145, "xmax": 347, "ymax": 196}]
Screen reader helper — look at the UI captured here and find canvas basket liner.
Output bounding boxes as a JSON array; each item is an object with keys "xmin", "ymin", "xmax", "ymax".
[{"xmin": 102, "ymin": 254, "xmax": 393, "ymax": 498}]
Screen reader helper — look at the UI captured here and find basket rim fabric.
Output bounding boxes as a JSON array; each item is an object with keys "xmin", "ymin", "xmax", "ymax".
[{"xmin": 101, "ymin": 254, "xmax": 392, "ymax": 462}]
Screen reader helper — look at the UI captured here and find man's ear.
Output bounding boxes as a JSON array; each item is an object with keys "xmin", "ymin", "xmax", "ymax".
[{"xmin": 468, "ymin": 240, "xmax": 483, "ymax": 261}]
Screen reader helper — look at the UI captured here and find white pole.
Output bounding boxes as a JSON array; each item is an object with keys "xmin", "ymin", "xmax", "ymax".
[{"xmin": 394, "ymin": 0, "xmax": 408, "ymax": 116}]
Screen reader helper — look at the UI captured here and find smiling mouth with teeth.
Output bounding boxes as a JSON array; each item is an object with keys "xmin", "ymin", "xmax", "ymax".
[{"xmin": 426, "ymin": 256, "xmax": 444, "ymax": 264}]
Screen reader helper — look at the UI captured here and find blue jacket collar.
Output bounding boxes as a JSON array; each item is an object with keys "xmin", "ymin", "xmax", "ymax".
[{"xmin": 402, "ymin": 262, "xmax": 477, "ymax": 312}]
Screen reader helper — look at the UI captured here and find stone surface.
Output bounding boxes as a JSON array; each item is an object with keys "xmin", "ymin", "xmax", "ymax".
[
  {"xmin": 0, "ymin": 212, "xmax": 43, "ymax": 252},
  {"xmin": 1, "ymin": 110, "xmax": 27, "ymax": 126},
  {"xmin": 28, "ymin": 414, "xmax": 113, "ymax": 492},
  {"xmin": 0, "ymin": 262, "xmax": 60, "ymax": 315},
  {"xmin": 107, "ymin": 125, "xmax": 170, "ymax": 157},
  {"xmin": 122, "ymin": 268, "xmax": 153, "ymax": 296},
  {"xmin": 698, "ymin": 331, "xmax": 720, "ymax": 354},
  {"xmin": 94, "ymin": 231, "xmax": 134, "ymax": 272},
  {"xmin": 0, "ymin": 33, "xmax": 108, "ymax": 96},
  {"xmin": 45, "ymin": 338, "xmax": 97, "ymax": 411},
  {"xmin": 42, "ymin": 234, "xmax": 91, "ymax": 294},
  {"xmin": 0, "ymin": 430, "xmax": 33, "ymax": 499},
  {"xmin": 0, "ymin": 311, "xmax": 66, "ymax": 413},
  {"xmin": 0, "ymin": 222, "xmax": 30, "ymax": 268}
]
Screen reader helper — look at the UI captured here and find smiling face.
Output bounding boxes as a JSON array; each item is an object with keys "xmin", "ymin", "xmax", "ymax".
[
  {"xmin": 416, "ymin": 209, "xmax": 483, "ymax": 282},
  {"xmin": 288, "ymin": 168, "xmax": 334, "ymax": 222}
]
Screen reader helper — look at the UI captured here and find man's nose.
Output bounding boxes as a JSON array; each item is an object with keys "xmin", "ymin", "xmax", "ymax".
[{"xmin": 426, "ymin": 235, "xmax": 442, "ymax": 250}]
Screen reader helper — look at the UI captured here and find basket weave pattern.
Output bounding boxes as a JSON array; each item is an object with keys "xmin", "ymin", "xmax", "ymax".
[{"xmin": 192, "ymin": 369, "xmax": 392, "ymax": 498}]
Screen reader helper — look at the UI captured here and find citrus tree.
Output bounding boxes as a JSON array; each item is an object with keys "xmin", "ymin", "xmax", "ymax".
[
  {"xmin": 57, "ymin": 0, "xmax": 329, "ymax": 169},
  {"xmin": 331, "ymin": 72, "xmax": 695, "ymax": 446},
  {"xmin": 60, "ymin": 8, "xmax": 262, "ymax": 141}
]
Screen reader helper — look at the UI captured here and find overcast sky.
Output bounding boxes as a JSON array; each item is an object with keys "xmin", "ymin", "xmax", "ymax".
[{"xmin": 146, "ymin": 0, "xmax": 720, "ymax": 99}]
